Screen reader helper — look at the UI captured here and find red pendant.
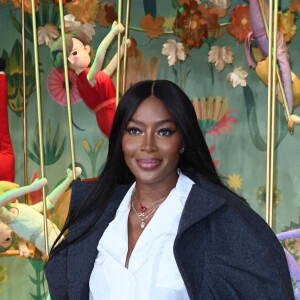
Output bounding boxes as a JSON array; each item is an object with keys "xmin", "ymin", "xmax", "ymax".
[{"xmin": 140, "ymin": 206, "xmax": 147, "ymax": 212}]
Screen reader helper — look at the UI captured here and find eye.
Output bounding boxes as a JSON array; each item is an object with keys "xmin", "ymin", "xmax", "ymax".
[
  {"xmin": 126, "ymin": 127, "xmax": 142, "ymax": 135},
  {"xmin": 71, "ymin": 51, "xmax": 78, "ymax": 56},
  {"xmin": 157, "ymin": 128, "xmax": 175, "ymax": 136}
]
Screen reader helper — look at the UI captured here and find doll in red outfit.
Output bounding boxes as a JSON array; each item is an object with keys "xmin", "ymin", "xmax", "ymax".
[
  {"xmin": 50, "ymin": 22, "xmax": 129, "ymax": 137},
  {"xmin": 0, "ymin": 57, "xmax": 15, "ymax": 182}
]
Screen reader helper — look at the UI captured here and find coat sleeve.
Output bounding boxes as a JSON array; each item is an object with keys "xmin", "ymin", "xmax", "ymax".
[
  {"xmin": 175, "ymin": 197, "xmax": 295, "ymax": 300},
  {"xmin": 44, "ymin": 238, "xmax": 69, "ymax": 300},
  {"xmin": 201, "ymin": 204, "xmax": 295, "ymax": 299},
  {"xmin": 202, "ymin": 247, "xmax": 295, "ymax": 299}
]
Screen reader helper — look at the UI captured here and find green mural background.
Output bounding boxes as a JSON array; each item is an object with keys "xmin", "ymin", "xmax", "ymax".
[{"xmin": 0, "ymin": 0, "xmax": 300, "ymax": 298}]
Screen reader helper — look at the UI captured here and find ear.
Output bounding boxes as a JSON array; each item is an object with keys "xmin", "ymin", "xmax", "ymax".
[{"xmin": 84, "ymin": 45, "xmax": 91, "ymax": 54}]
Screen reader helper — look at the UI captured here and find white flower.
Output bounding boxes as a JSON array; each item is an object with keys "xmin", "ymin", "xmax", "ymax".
[
  {"xmin": 210, "ymin": 0, "xmax": 231, "ymax": 10},
  {"xmin": 64, "ymin": 14, "xmax": 81, "ymax": 31},
  {"xmin": 64, "ymin": 14, "xmax": 95, "ymax": 43},
  {"xmin": 208, "ymin": 45, "xmax": 233, "ymax": 72},
  {"xmin": 227, "ymin": 66, "xmax": 248, "ymax": 88},
  {"xmin": 78, "ymin": 22, "xmax": 96, "ymax": 42},
  {"xmin": 38, "ymin": 23, "xmax": 59, "ymax": 47},
  {"xmin": 161, "ymin": 39, "xmax": 186, "ymax": 66}
]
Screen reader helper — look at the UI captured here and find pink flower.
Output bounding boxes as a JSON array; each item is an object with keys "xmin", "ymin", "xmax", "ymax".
[{"xmin": 47, "ymin": 68, "xmax": 81, "ymax": 106}]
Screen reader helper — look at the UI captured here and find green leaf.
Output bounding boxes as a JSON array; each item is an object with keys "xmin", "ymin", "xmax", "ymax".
[
  {"xmin": 28, "ymin": 150, "xmax": 41, "ymax": 165},
  {"xmin": 243, "ymin": 86, "xmax": 267, "ymax": 151},
  {"xmin": 29, "ymin": 275, "xmax": 39, "ymax": 285},
  {"xmin": 50, "ymin": 4, "xmax": 60, "ymax": 25},
  {"xmin": 9, "ymin": 10, "xmax": 22, "ymax": 35},
  {"xmin": 45, "ymin": 120, "xmax": 51, "ymax": 157},
  {"xmin": 143, "ymin": 0, "xmax": 157, "ymax": 18},
  {"xmin": 243, "ymin": 86, "xmax": 288, "ymax": 151},
  {"xmin": 29, "ymin": 292, "xmax": 39, "ymax": 300},
  {"xmin": 51, "ymin": 125, "xmax": 60, "ymax": 155},
  {"xmin": 55, "ymin": 136, "xmax": 66, "ymax": 162}
]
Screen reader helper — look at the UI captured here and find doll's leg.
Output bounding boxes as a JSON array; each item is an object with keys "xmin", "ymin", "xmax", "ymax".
[
  {"xmin": 277, "ymin": 228, "xmax": 300, "ymax": 240},
  {"xmin": 32, "ymin": 167, "xmax": 82, "ymax": 212},
  {"xmin": 283, "ymin": 248, "xmax": 300, "ymax": 299},
  {"xmin": 0, "ymin": 178, "xmax": 47, "ymax": 208},
  {"xmin": 0, "ymin": 61, "xmax": 15, "ymax": 182}
]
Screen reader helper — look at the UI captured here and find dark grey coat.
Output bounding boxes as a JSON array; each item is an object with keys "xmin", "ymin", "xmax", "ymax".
[{"xmin": 45, "ymin": 174, "xmax": 294, "ymax": 299}]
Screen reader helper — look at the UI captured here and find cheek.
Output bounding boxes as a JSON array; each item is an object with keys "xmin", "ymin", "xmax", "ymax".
[{"xmin": 74, "ymin": 56, "xmax": 79, "ymax": 61}]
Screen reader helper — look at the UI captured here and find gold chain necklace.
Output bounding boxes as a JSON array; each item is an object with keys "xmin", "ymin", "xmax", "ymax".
[
  {"xmin": 131, "ymin": 189, "xmax": 168, "ymax": 229},
  {"xmin": 132, "ymin": 188, "xmax": 169, "ymax": 213}
]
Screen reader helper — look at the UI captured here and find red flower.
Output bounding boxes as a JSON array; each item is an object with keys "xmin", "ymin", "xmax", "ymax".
[
  {"xmin": 47, "ymin": 68, "xmax": 81, "ymax": 106},
  {"xmin": 227, "ymin": 4, "xmax": 252, "ymax": 43},
  {"xmin": 209, "ymin": 145, "xmax": 219, "ymax": 167},
  {"xmin": 174, "ymin": 0, "xmax": 219, "ymax": 49}
]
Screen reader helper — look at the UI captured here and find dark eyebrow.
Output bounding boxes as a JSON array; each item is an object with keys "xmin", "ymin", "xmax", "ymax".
[{"xmin": 129, "ymin": 118, "xmax": 176, "ymax": 126}]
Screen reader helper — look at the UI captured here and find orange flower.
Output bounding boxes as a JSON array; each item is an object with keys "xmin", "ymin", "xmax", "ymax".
[
  {"xmin": 96, "ymin": 1, "xmax": 117, "ymax": 27},
  {"xmin": 65, "ymin": 0, "xmax": 99, "ymax": 23},
  {"xmin": 11, "ymin": 0, "xmax": 40, "ymax": 13},
  {"xmin": 227, "ymin": 4, "xmax": 252, "ymax": 43},
  {"xmin": 278, "ymin": 10, "xmax": 297, "ymax": 43},
  {"xmin": 174, "ymin": 0, "xmax": 219, "ymax": 48},
  {"xmin": 289, "ymin": 0, "xmax": 300, "ymax": 12},
  {"xmin": 140, "ymin": 14, "xmax": 164, "ymax": 38}
]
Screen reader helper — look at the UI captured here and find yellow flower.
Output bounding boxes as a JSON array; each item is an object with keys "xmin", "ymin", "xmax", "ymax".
[
  {"xmin": 227, "ymin": 173, "xmax": 243, "ymax": 191},
  {"xmin": 278, "ymin": 10, "xmax": 297, "ymax": 43},
  {"xmin": 82, "ymin": 139, "xmax": 91, "ymax": 152},
  {"xmin": 163, "ymin": 15, "xmax": 175, "ymax": 31}
]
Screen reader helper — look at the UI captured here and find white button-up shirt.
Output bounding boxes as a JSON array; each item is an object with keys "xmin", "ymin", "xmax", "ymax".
[{"xmin": 89, "ymin": 172, "xmax": 195, "ymax": 300}]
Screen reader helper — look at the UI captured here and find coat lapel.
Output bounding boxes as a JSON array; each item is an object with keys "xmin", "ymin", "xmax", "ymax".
[
  {"xmin": 177, "ymin": 176, "xmax": 226, "ymax": 238},
  {"xmin": 66, "ymin": 181, "xmax": 130, "ymax": 300}
]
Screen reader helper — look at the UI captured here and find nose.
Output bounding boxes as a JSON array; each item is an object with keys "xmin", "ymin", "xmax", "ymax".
[{"xmin": 140, "ymin": 131, "xmax": 156, "ymax": 152}]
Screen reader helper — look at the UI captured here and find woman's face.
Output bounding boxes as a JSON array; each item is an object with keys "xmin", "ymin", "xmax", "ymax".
[
  {"xmin": 122, "ymin": 96, "xmax": 182, "ymax": 186},
  {"xmin": 67, "ymin": 38, "xmax": 91, "ymax": 72}
]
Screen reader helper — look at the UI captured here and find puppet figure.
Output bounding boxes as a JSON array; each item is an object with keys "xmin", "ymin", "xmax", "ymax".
[
  {"xmin": 0, "ymin": 167, "xmax": 81, "ymax": 255},
  {"xmin": 0, "ymin": 57, "xmax": 15, "ymax": 182},
  {"xmin": 245, "ymin": 0, "xmax": 300, "ymax": 125},
  {"xmin": 277, "ymin": 229, "xmax": 300, "ymax": 299},
  {"xmin": 50, "ymin": 21, "xmax": 130, "ymax": 137}
]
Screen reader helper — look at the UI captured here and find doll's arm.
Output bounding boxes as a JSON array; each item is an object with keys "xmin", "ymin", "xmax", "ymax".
[
  {"xmin": 87, "ymin": 21, "xmax": 124, "ymax": 82},
  {"xmin": 18, "ymin": 238, "xmax": 31, "ymax": 258},
  {"xmin": 31, "ymin": 167, "xmax": 82, "ymax": 212},
  {"xmin": 0, "ymin": 205, "xmax": 14, "ymax": 224},
  {"xmin": 103, "ymin": 38, "xmax": 132, "ymax": 77},
  {"xmin": 0, "ymin": 178, "xmax": 47, "ymax": 208}
]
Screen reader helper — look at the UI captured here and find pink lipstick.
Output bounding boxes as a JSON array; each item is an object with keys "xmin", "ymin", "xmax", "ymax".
[{"xmin": 136, "ymin": 159, "xmax": 161, "ymax": 169}]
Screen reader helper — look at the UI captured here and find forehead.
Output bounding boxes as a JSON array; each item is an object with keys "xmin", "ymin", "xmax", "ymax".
[
  {"xmin": 71, "ymin": 38, "xmax": 84, "ymax": 49},
  {"xmin": 131, "ymin": 96, "xmax": 175, "ymax": 122}
]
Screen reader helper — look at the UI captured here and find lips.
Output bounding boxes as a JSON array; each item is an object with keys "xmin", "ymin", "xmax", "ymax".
[{"xmin": 136, "ymin": 159, "xmax": 162, "ymax": 169}]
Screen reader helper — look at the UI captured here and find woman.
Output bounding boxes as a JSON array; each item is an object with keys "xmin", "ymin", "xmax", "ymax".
[{"xmin": 45, "ymin": 80, "xmax": 294, "ymax": 299}]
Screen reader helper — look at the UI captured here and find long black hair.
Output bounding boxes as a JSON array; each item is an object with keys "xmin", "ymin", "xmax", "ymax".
[{"xmin": 49, "ymin": 79, "xmax": 231, "ymax": 256}]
